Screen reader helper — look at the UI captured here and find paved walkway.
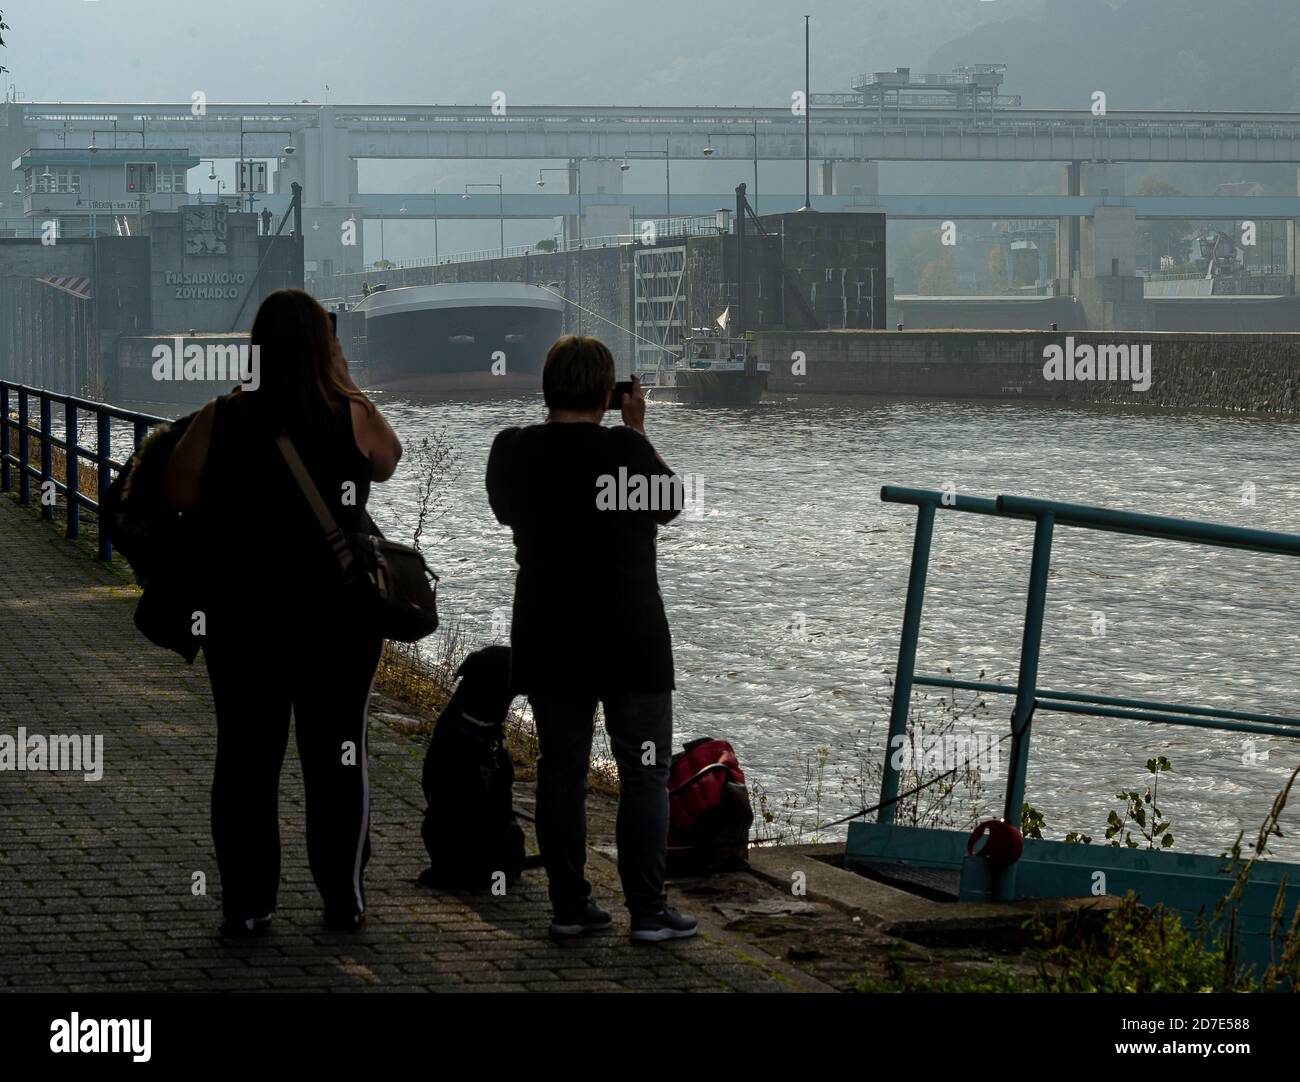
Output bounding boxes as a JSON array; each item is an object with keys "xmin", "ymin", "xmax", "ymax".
[{"xmin": 0, "ymin": 494, "xmax": 816, "ymax": 992}]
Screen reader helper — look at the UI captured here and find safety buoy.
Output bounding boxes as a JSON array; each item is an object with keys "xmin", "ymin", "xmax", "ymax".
[{"xmin": 966, "ymin": 818, "xmax": 1024, "ymax": 867}]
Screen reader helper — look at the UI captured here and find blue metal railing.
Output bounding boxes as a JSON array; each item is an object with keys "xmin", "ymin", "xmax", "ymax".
[
  {"xmin": 0, "ymin": 381, "xmax": 169, "ymax": 561},
  {"xmin": 876, "ymin": 484, "xmax": 1300, "ymax": 896}
]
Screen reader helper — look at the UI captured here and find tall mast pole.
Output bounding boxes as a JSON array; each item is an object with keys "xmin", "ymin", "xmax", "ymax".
[{"xmin": 803, "ymin": 15, "xmax": 811, "ymax": 210}]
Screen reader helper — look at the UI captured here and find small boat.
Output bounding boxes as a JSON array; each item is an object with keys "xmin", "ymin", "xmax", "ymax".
[{"xmin": 642, "ymin": 330, "xmax": 769, "ymax": 405}]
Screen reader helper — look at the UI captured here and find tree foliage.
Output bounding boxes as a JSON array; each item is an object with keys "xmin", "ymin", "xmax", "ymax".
[
  {"xmin": 986, "ymin": 245, "xmax": 1007, "ymax": 291},
  {"xmin": 918, "ymin": 252, "xmax": 959, "ymax": 296}
]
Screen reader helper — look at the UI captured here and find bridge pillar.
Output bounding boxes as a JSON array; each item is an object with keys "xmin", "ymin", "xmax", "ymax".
[
  {"xmin": 289, "ymin": 106, "xmax": 365, "ymax": 277},
  {"xmin": 1080, "ymin": 206, "xmax": 1137, "ymax": 278},
  {"xmin": 1076, "ymin": 207, "xmax": 1147, "ymax": 329},
  {"xmin": 1055, "ymin": 162, "xmax": 1081, "ymax": 292},
  {"xmin": 577, "ymin": 159, "xmax": 625, "ymax": 242},
  {"xmin": 1058, "ymin": 162, "xmax": 1129, "ymax": 294},
  {"xmin": 816, "ymin": 160, "xmax": 879, "ymax": 199},
  {"xmin": 1080, "ymin": 162, "xmax": 1126, "ymax": 200}
]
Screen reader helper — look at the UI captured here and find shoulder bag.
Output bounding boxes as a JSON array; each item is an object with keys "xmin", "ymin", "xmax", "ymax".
[{"xmin": 276, "ymin": 434, "xmax": 440, "ymax": 643}]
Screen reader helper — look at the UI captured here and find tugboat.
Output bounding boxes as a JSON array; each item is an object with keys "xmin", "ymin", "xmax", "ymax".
[{"xmin": 643, "ymin": 329, "xmax": 769, "ymax": 405}]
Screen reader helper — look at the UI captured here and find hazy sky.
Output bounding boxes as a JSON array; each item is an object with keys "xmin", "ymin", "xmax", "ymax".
[
  {"xmin": 2, "ymin": 0, "xmax": 1050, "ymax": 106},
  {"xmin": 6, "ymin": 0, "xmax": 1265, "ymax": 261},
  {"xmin": 1, "ymin": 0, "xmax": 1050, "ymax": 256}
]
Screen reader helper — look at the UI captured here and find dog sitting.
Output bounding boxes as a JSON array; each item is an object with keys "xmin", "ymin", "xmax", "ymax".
[{"xmin": 419, "ymin": 645, "xmax": 527, "ymax": 889}]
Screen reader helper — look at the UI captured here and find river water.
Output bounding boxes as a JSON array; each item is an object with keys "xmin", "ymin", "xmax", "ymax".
[{"xmin": 125, "ymin": 392, "xmax": 1300, "ymax": 857}]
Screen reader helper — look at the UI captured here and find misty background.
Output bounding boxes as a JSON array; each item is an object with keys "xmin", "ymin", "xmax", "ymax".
[{"xmin": 3, "ymin": 0, "xmax": 1296, "ymax": 261}]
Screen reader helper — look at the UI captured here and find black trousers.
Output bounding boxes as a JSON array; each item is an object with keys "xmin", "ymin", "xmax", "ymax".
[
  {"xmin": 529, "ymin": 691, "xmax": 673, "ymax": 918},
  {"xmin": 203, "ymin": 619, "xmax": 383, "ymax": 922}
]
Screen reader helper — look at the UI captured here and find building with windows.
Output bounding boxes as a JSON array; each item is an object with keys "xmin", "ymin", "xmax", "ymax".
[
  {"xmin": 12, "ymin": 147, "xmax": 200, "ymax": 237},
  {"xmin": 1, "ymin": 146, "xmax": 302, "ymax": 401}
]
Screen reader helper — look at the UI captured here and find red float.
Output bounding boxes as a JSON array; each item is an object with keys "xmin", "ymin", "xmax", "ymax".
[{"xmin": 967, "ymin": 818, "xmax": 1024, "ymax": 867}]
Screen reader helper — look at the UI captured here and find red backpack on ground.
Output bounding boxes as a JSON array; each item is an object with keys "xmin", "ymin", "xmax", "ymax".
[{"xmin": 667, "ymin": 738, "xmax": 753, "ymax": 870}]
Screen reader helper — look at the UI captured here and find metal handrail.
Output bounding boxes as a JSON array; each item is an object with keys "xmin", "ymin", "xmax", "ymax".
[
  {"xmin": 876, "ymin": 484, "xmax": 1300, "ymax": 896},
  {"xmin": 0, "ymin": 381, "xmax": 169, "ymax": 560},
  {"xmin": 0, "ymin": 217, "xmax": 120, "ymax": 239}
]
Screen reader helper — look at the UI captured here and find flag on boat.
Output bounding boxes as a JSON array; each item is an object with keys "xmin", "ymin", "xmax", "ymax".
[
  {"xmin": 716, "ymin": 305, "xmax": 730, "ymax": 331},
  {"xmin": 36, "ymin": 276, "xmax": 92, "ymax": 300}
]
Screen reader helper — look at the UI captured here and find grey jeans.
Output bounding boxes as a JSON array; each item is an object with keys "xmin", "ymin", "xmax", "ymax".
[{"xmin": 529, "ymin": 691, "xmax": 672, "ymax": 917}]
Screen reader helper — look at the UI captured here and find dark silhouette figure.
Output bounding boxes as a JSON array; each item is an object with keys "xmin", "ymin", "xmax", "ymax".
[
  {"xmin": 486, "ymin": 335, "xmax": 698, "ymax": 943},
  {"xmin": 163, "ymin": 288, "xmax": 402, "ymax": 937}
]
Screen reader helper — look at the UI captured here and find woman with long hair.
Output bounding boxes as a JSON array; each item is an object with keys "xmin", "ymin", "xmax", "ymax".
[{"xmin": 163, "ymin": 288, "xmax": 402, "ymax": 937}]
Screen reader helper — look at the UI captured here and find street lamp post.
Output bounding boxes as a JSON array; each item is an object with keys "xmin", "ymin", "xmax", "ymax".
[
  {"xmin": 198, "ymin": 159, "xmax": 219, "ymax": 202},
  {"xmin": 702, "ymin": 128, "xmax": 759, "ymax": 213},
  {"xmin": 803, "ymin": 14, "xmax": 812, "ymax": 211},
  {"xmin": 537, "ymin": 163, "xmax": 582, "ymax": 246},
  {"xmin": 621, "ymin": 141, "xmax": 671, "ymax": 224},
  {"xmin": 463, "ymin": 177, "xmax": 505, "ymax": 257},
  {"xmin": 239, "ymin": 119, "xmax": 296, "ymax": 214}
]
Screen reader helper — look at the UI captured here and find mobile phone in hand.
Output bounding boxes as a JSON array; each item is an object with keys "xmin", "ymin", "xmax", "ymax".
[{"xmin": 608, "ymin": 380, "xmax": 634, "ymax": 410}]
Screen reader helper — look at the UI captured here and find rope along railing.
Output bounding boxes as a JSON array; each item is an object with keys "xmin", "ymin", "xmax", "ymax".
[
  {"xmin": 876, "ymin": 485, "xmax": 1300, "ymax": 896},
  {"xmin": 0, "ymin": 381, "xmax": 169, "ymax": 561}
]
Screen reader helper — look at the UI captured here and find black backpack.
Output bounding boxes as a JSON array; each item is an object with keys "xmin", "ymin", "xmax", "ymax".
[{"xmin": 101, "ymin": 415, "xmax": 206, "ymax": 662}]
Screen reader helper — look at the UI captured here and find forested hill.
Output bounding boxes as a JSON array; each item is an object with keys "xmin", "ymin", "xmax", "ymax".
[{"xmin": 930, "ymin": 0, "xmax": 1300, "ymax": 111}]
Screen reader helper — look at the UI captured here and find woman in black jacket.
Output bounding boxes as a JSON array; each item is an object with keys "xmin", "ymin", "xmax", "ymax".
[{"xmin": 163, "ymin": 289, "xmax": 402, "ymax": 937}]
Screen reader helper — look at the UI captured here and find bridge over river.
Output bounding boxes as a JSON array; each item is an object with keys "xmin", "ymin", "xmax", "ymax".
[{"xmin": 8, "ymin": 91, "xmax": 1300, "ymax": 282}]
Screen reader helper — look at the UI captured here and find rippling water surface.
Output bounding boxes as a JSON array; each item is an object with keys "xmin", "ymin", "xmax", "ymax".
[{"xmin": 134, "ymin": 392, "xmax": 1300, "ymax": 855}]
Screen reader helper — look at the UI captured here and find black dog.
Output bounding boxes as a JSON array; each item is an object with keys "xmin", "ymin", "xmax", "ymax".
[{"xmin": 419, "ymin": 645, "xmax": 528, "ymax": 889}]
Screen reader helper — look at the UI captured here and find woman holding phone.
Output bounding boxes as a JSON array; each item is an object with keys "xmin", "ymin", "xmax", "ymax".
[
  {"xmin": 486, "ymin": 335, "xmax": 697, "ymax": 943},
  {"xmin": 164, "ymin": 288, "xmax": 402, "ymax": 937}
]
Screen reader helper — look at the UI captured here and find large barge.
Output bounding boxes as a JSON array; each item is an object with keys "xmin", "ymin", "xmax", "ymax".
[{"xmin": 357, "ymin": 282, "xmax": 564, "ymax": 392}]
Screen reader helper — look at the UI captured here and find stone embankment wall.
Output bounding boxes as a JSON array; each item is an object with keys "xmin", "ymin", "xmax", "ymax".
[{"xmin": 759, "ymin": 330, "xmax": 1300, "ymax": 414}]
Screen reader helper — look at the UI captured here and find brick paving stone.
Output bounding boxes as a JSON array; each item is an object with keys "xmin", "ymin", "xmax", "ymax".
[{"xmin": 0, "ymin": 494, "xmax": 810, "ymax": 993}]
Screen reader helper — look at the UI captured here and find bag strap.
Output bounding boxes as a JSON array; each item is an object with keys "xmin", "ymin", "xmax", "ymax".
[
  {"xmin": 275, "ymin": 434, "xmax": 354, "ymax": 573},
  {"xmin": 669, "ymin": 761, "xmax": 733, "ymax": 798}
]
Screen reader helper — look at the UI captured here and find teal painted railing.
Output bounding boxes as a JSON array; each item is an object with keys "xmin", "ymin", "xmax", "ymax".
[
  {"xmin": 0, "ymin": 381, "xmax": 169, "ymax": 561},
  {"xmin": 876, "ymin": 485, "xmax": 1300, "ymax": 901}
]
